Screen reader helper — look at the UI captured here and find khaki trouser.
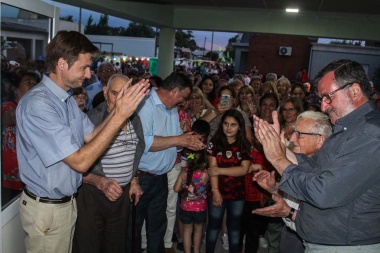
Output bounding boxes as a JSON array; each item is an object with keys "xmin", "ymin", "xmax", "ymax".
[{"xmin": 19, "ymin": 191, "xmax": 77, "ymax": 253}]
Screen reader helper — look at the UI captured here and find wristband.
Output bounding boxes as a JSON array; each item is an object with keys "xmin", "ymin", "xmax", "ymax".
[
  {"xmin": 286, "ymin": 207, "xmax": 295, "ymax": 220},
  {"xmin": 211, "ymin": 188, "xmax": 219, "ymax": 192}
]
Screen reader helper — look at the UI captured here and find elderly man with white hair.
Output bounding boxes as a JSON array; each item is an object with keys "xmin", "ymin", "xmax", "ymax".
[{"xmin": 253, "ymin": 111, "xmax": 332, "ymax": 253}]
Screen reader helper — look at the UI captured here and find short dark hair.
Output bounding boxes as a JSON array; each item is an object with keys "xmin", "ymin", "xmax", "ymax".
[
  {"xmin": 218, "ymin": 85, "xmax": 236, "ymax": 98},
  {"xmin": 192, "ymin": 119, "xmax": 210, "ymax": 136},
  {"xmin": 149, "ymin": 75, "xmax": 163, "ymax": 87},
  {"xmin": 290, "ymin": 83, "xmax": 307, "ymax": 96},
  {"xmin": 46, "ymin": 31, "xmax": 99, "ymax": 74},
  {"xmin": 259, "ymin": 92, "xmax": 279, "ymax": 108},
  {"xmin": 315, "ymin": 59, "xmax": 371, "ymax": 99},
  {"xmin": 161, "ymin": 72, "xmax": 192, "ymax": 92}
]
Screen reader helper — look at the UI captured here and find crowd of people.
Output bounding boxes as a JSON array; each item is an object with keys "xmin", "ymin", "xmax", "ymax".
[{"xmin": 2, "ymin": 30, "xmax": 380, "ymax": 253}]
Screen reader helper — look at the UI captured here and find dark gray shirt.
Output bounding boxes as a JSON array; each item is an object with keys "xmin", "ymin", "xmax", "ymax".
[{"xmin": 280, "ymin": 101, "xmax": 380, "ymax": 245}]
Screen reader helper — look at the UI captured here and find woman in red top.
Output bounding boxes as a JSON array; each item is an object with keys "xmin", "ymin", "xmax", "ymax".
[{"xmin": 239, "ymin": 148, "xmax": 269, "ymax": 253}]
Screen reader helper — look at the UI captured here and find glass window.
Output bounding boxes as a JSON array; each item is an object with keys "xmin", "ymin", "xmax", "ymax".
[{"xmin": 1, "ymin": 3, "xmax": 52, "ymax": 209}]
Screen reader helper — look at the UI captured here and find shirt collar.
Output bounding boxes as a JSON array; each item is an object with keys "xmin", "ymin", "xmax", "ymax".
[
  {"xmin": 334, "ymin": 101, "xmax": 375, "ymax": 133},
  {"xmin": 41, "ymin": 75, "xmax": 73, "ymax": 102},
  {"xmin": 150, "ymin": 87, "xmax": 165, "ymax": 106}
]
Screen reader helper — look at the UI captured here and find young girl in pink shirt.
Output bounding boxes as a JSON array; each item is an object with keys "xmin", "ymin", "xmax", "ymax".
[{"xmin": 174, "ymin": 149, "xmax": 209, "ymax": 253}]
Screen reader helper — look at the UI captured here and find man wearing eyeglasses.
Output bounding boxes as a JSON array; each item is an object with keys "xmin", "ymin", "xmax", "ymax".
[
  {"xmin": 254, "ymin": 59, "xmax": 380, "ymax": 253},
  {"xmin": 253, "ymin": 111, "xmax": 332, "ymax": 253},
  {"xmin": 85, "ymin": 62, "xmax": 116, "ymax": 110}
]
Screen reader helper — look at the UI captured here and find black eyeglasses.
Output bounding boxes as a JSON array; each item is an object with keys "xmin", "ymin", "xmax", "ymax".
[
  {"xmin": 292, "ymin": 126, "xmax": 321, "ymax": 139},
  {"xmin": 99, "ymin": 69, "xmax": 115, "ymax": 73},
  {"xmin": 318, "ymin": 82, "xmax": 353, "ymax": 104}
]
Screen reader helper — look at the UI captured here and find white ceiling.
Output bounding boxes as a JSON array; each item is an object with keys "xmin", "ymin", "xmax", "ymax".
[{"xmin": 55, "ymin": 0, "xmax": 380, "ymax": 41}]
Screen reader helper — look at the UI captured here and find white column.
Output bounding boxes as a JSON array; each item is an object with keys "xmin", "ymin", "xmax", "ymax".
[{"xmin": 158, "ymin": 27, "xmax": 175, "ymax": 79}]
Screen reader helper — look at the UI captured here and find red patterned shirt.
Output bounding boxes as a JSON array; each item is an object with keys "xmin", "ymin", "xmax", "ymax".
[
  {"xmin": 207, "ymin": 141, "xmax": 252, "ymax": 200},
  {"xmin": 245, "ymin": 149, "xmax": 267, "ymax": 202}
]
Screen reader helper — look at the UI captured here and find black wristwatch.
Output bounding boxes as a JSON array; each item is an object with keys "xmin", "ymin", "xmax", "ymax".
[{"xmin": 286, "ymin": 207, "xmax": 295, "ymax": 220}]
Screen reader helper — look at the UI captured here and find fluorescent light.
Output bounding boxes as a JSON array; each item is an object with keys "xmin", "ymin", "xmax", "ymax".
[{"xmin": 286, "ymin": 8, "xmax": 299, "ymax": 13}]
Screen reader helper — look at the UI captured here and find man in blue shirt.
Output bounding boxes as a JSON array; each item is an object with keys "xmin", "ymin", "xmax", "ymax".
[
  {"xmin": 254, "ymin": 59, "xmax": 380, "ymax": 253},
  {"xmin": 16, "ymin": 30, "xmax": 149, "ymax": 253},
  {"xmin": 126, "ymin": 73, "xmax": 205, "ymax": 253}
]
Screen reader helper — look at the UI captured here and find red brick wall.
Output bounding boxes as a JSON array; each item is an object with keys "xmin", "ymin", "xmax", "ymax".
[{"xmin": 247, "ymin": 34, "xmax": 316, "ymax": 81}]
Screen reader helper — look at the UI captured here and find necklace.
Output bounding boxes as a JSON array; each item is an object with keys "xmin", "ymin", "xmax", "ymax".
[{"xmin": 120, "ymin": 119, "xmax": 136, "ymax": 148}]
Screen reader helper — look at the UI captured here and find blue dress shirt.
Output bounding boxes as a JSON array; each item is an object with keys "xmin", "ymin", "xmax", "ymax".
[
  {"xmin": 136, "ymin": 88, "xmax": 182, "ymax": 175},
  {"xmin": 16, "ymin": 75, "xmax": 94, "ymax": 199}
]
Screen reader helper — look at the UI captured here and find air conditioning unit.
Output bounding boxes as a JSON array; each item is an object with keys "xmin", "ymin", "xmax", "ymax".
[{"xmin": 279, "ymin": 46, "xmax": 292, "ymax": 56}]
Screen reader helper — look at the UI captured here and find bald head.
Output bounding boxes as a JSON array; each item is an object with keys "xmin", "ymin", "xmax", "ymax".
[{"xmin": 103, "ymin": 74, "xmax": 129, "ymax": 111}]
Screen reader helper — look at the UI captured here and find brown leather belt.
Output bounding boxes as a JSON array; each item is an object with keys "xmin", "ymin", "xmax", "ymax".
[
  {"xmin": 137, "ymin": 169, "xmax": 158, "ymax": 176},
  {"xmin": 24, "ymin": 189, "xmax": 76, "ymax": 204}
]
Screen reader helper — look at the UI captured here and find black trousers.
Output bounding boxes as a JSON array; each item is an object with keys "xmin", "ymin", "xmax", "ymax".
[
  {"xmin": 239, "ymin": 201, "xmax": 268, "ymax": 253},
  {"xmin": 279, "ymin": 225, "xmax": 305, "ymax": 253},
  {"xmin": 73, "ymin": 182, "xmax": 131, "ymax": 253},
  {"xmin": 126, "ymin": 173, "xmax": 168, "ymax": 253}
]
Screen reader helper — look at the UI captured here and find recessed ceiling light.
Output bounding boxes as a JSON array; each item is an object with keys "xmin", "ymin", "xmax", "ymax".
[{"xmin": 286, "ymin": 8, "xmax": 299, "ymax": 13}]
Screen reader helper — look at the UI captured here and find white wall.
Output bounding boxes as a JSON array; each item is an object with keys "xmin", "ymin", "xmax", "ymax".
[{"xmin": 2, "ymin": 200, "xmax": 25, "ymax": 253}]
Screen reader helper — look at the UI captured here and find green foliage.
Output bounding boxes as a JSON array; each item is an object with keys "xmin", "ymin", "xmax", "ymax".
[
  {"xmin": 121, "ymin": 22, "xmax": 155, "ymax": 37},
  {"xmin": 86, "ymin": 15, "xmax": 93, "ymax": 27},
  {"xmin": 85, "ymin": 17, "xmax": 155, "ymax": 37},
  {"xmin": 205, "ymin": 51, "xmax": 219, "ymax": 61},
  {"xmin": 60, "ymin": 15, "xmax": 75, "ymax": 22},
  {"xmin": 85, "ymin": 14, "xmax": 111, "ymax": 35},
  {"xmin": 224, "ymin": 34, "xmax": 238, "ymax": 60},
  {"xmin": 83, "ymin": 16, "xmax": 199, "ymax": 49},
  {"xmin": 175, "ymin": 30, "xmax": 199, "ymax": 51}
]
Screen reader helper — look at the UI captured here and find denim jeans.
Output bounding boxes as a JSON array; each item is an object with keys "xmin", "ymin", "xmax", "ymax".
[
  {"xmin": 126, "ymin": 173, "xmax": 168, "ymax": 253},
  {"xmin": 206, "ymin": 199, "xmax": 245, "ymax": 253}
]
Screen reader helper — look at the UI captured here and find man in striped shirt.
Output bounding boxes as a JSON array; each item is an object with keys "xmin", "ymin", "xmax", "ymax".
[{"xmin": 73, "ymin": 74, "xmax": 145, "ymax": 253}]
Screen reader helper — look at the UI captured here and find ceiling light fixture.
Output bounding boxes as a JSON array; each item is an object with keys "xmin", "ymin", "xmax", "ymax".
[{"xmin": 286, "ymin": 8, "xmax": 299, "ymax": 13}]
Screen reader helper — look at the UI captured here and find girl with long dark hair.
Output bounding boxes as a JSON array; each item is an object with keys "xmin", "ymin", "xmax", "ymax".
[{"xmin": 206, "ymin": 109, "xmax": 252, "ymax": 253}]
